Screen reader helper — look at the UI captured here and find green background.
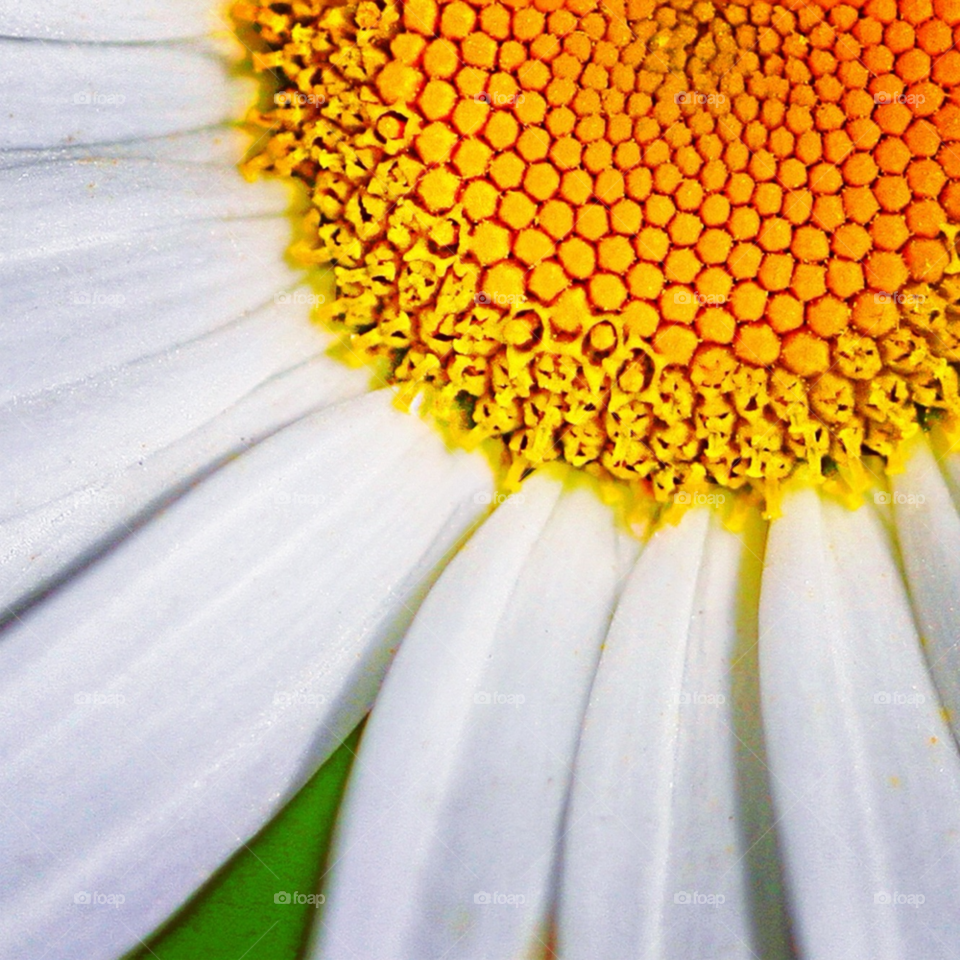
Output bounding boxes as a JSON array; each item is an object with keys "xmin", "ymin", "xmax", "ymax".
[{"xmin": 130, "ymin": 724, "xmax": 362, "ymax": 960}]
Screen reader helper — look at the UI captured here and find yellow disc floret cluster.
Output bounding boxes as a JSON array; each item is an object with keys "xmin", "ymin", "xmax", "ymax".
[{"xmin": 236, "ymin": 0, "xmax": 960, "ymax": 504}]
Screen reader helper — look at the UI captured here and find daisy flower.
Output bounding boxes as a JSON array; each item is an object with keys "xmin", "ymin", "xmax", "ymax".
[{"xmin": 3, "ymin": 0, "xmax": 960, "ymax": 958}]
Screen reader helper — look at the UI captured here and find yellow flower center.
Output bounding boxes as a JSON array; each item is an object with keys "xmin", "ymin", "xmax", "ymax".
[{"xmin": 235, "ymin": 0, "xmax": 960, "ymax": 511}]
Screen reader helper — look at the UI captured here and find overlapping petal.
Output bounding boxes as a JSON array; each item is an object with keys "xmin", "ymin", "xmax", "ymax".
[
  {"xmin": 0, "ymin": 390, "xmax": 492, "ymax": 960},
  {"xmin": 0, "ymin": 40, "xmax": 246, "ymax": 150},
  {"xmin": 313, "ymin": 475, "xmax": 622, "ymax": 960},
  {"xmin": 0, "ymin": 159, "xmax": 296, "ymax": 401},
  {"xmin": 558, "ymin": 508, "xmax": 789, "ymax": 960},
  {"xmin": 761, "ymin": 490, "xmax": 960, "ymax": 960},
  {"xmin": 892, "ymin": 438, "xmax": 960, "ymax": 745},
  {"xmin": 0, "ymin": 130, "xmax": 355, "ymax": 612}
]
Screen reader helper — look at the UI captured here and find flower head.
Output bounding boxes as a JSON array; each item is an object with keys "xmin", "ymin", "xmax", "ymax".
[{"xmin": 3, "ymin": 2, "xmax": 960, "ymax": 960}]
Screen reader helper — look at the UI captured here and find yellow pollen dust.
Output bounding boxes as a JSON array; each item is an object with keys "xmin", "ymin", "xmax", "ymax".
[{"xmin": 236, "ymin": 0, "xmax": 960, "ymax": 509}]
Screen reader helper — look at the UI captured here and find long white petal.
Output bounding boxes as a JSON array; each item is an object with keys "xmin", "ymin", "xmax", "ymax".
[
  {"xmin": 0, "ymin": 156, "xmax": 288, "ymax": 267},
  {"xmin": 0, "ymin": 0, "xmax": 214, "ymax": 42},
  {"xmin": 0, "ymin": 159, "xmax": 296, "ymax": 402},
  {"xmin": 1, "ymin": 296, "xmax": 353, "ymax": 522},
  {"xmin": 0, "ymin": 344, "xmax": 368, "ymax": 615},
  {"xmin": 0, "ymin": 149, "xmax": 355, "ymax": 614},
  {"xmin": 0, "ymin": 390, "xmax": 492, "ymax": 960},
  {"xmin": 313, "ymin": 474, "xmax": 622, "ymax": 960},
  {"xmin": 558, "ymin": 508, "xmax": 788, "ymax": 959},
  {"xmin": 0, "ymin": 40, "xmax": 246, "ymax": 150},
  {"xmin": 891, "ymin": 439, "xmax": 960, "ymax": 744},
  {"xmin": 760, "ymin": 489, "xmax": 960, "ymax": 960},
  {"xmin": 0, "ymin": 129, "xmax": 253, "ymax": 169}
]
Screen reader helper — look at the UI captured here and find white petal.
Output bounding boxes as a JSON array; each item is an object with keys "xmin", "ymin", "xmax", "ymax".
[
  {"xmin": 2, "ymin": 296, "xmax": 345, "ymax": 521},
  {"xmin": 0, "ymin": 390, "xmax": 493, "ymax": 960},
  {"xmin": 0, "ymin": 149, "xmax": 349, "ymax": 614},
  {"xmin": 0, "ymin": 156, "xmax": 288, "ymax": 268},
  {"xmin": 0, "ymin": 339, "xmax": 369, "ymax": 615},
  {"xmin": 0, "ymin": 40, "xmax": 247, "ymax": 149},
  {"xmin": 0, "ymin": 159, "xmax": 295, "ymax": 402},
  {"xmin": 760, "ymin": 489, "xmax": 960, "ymax": 960},
  {"xmin": 313, "ymin": 474, "xmax": 622, "ymax": 960},
  {"xmin": 0, "ymin": 0, "xmax": 214, "ymax": 41},
  {"xmin": 558, "ymin": 508, "xmax": 787, "ymax": 960},
  {"xmin": 891, "ymin": 439, "xmax": 960, "ymax": 743},
  {"xmin": 0, "ymin": 129, "xmax": 251, "ymax": 169}
]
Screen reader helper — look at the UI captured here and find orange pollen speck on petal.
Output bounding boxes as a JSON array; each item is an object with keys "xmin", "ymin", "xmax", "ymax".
[{"xmin": 237, "ymin": 0, "xmax": 960, "ymax": 506}]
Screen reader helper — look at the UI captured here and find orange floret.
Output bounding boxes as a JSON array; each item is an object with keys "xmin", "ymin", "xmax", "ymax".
[
  {"xmin": 768, "ymin": 293, "xmax": 806, "ymax": 333},
  {"xmin": 528, "ymin": 261, "xmax": 569, "ymax": 301},
  {"xmin": 905, "ymin": 238, "xmax": 948, "ymax": 282},
  {"xmin": 655, "ymin": 324, "xmax": 699, "ymax": 366},
  {"xmin": 559, "ymin": 237, "xmax": 596, "ymax": 279},
  {"xmin": 807, "ymin": 295, "xmax": 851, "ymax": 338},
  {"xmin": 781, "ymin": 329, "xmax": 831, "ymax": 376},
  {"xmin": 514, "ymin": 228, "xmax": 555, "ymax": 266},
  {"xmin": 735, "ymin": 324, "xmax": 782, "ymax": 366},
  {"xmin": 865, "ymin": 250, "xmax": 909, "ymax": 290},
  {"xmin": 589, "ymin": 274, "xmax": 628, "ymax": 310}
]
